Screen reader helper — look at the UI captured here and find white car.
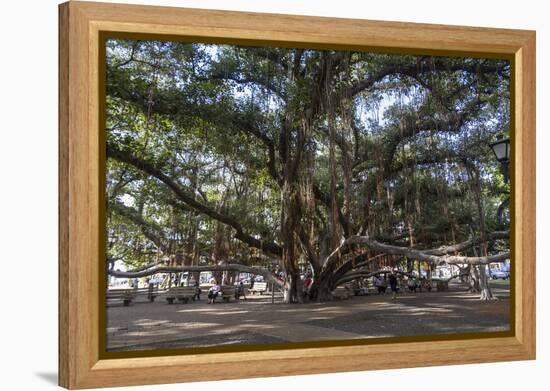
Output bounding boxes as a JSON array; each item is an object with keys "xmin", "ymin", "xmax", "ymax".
[{"xmin": 490, "ymin": 270, "xmax": 510, "ymax": 280}]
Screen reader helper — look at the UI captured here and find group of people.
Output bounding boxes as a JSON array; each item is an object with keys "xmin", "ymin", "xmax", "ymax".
[
  {"xmin": 374, "ymin": 274, "xmax": 399, "ymax": 298},
  {"xmin": 374, "ymin": 272, "xmax": 429, "ymax": 299},
  {"xmin": 202, "ymin": 272, "xmax": 424, "ymax": 304},
  {"xmin": 373, "ymin": 275, "xmax": 388, "ymax": 294},
  {"xmin": 205, "ymin": 280, "xmax": 248, "ymax": 304}
]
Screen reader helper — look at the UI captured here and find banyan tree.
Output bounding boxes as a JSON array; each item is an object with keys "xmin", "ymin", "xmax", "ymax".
[{"xmin": 106, "ymin": 39, "xmax": 510, "ymax": 303}]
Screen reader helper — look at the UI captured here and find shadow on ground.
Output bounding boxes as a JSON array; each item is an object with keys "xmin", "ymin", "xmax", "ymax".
[{"xmin": 106, "ymin": 281, "xmax": 510, "ymax": 351}]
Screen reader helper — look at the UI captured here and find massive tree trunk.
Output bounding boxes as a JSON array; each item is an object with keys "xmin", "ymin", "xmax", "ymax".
[
  {"xmin": 468, "ymin": 165, "xmax": 497, "ymax": 301},
  {"xmin": 280, "ymin": 179, "xmax": 303, "ymax": 303},
  {"xmin": 279, "ymin": 121, "xmax": 301, "ymax": 302},
  {"xmin": 468, "ymin": 265, "xmax": 481, "ymax": 292},
  {"xmin": 478, "ymin": 265, "xmax": 497, "ymax": 301},
  {"xmin": 304, "ymin": 53, "xmax": 349, "ymax": 302},
  {"xmin": 309, "ymin": 276, "xmax": 334, "ymax": 301}
]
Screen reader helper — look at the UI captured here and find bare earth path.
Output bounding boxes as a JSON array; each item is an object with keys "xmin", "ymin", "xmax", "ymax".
[{"xmin": 107, "ymin": 281, "xmax": 510, "ymax": 351}]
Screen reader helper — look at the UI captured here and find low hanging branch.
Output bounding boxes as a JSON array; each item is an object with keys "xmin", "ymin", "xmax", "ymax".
[
  {"xmin": 108, "ymin": 263, "xmax": 284, "ymax": 287},
  {"xmin": 322, "ymin": 234, "xmax": 510, "ymax": 274},
  {"xmin": 423, "ymin": 231, "xmax": 509, "ymax": 256},
  {"xmin": 331, "ymin": 252, "xmax": 385, "ymax": 283},
  {"xmin": 108, "ymin": 260, "xmax": 165, "ymax": 273}
]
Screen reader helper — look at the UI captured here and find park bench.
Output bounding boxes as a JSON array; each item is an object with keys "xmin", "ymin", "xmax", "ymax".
[
  {"xmin": 165, "ymin": 286, "xmax": 199, "ymax": 304},
  {"xmin": 332, "ymin": 285, "xmax": 353, "ymax": 299},
  {"xmin": 248, "ymin": 282, "xmax": 268, "ymax": 295},
  {"xmin": 420, "ymin": 279, "xmax": 433, "ymax": 292},
  {"xmin": 351, "ymin": 281, "xmax": 371, "ymax": 296},
  {"xmin": 435, "ymin": 280, "xmax": 448, "ymax": 291},
  {"xmin": 134, "ymin": 285, "xmax": 159, "ymax": 302},
  {"xmin": 107, "ymin": 289, "xmax": 137, "ymax": 306},
  {"xmin": 221, "ymin": 285, "xmax": 236, "ymax": 302}
]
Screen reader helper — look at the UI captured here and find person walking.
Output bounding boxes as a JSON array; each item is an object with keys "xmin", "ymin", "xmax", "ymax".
[{"xmin": 389, "ymin": 272, "xmax": 398, "ymax": 299}]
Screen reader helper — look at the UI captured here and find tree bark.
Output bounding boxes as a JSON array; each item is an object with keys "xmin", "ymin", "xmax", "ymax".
[
  {"xmin": 468, "ymin": 164, "xmax": 497, "ymax": 300},
  {"xmin": 478, "ymin": 265, "xmax": 497, "ymax": 300},
  {"xmin": 322, "ymin": 235, "xmax": 509, "ymax": 272}
]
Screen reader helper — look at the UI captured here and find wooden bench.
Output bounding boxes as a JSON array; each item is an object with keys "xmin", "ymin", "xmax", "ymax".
[
  {"xmin": 420, "ymin": 279, "xmax": 433, "ymax": 292},
  {"xmin": 133, "ymin": 286, "xmax": 159, "ymax": 302},
  {"xmin": 351, "ymin": 281, "xmax": 371, "ymax": 296},
  {"xmin": 435, "ymin": 280, "xmax": 448, "ymax": 291},
  {"xmin": 248, "ymin": 282, "xmax": 268, "ymax": 295},
  {"xmin": 332, "ymin": 285, "xmax": 353, "ymax": 300},
  {"xmin": 221, "ymin": 286, "xmax": 236, "ymax": 302},
  {"xmin": 107, "ymin": 289, "xmax": 137, "ymax": 306},
  {"xmin": 147, "ymin": 285, "xmax": 159, "ymax": 302},
  {"xmin": 165, "ymin": 287, "xmax": 198, "ymax": 304}
]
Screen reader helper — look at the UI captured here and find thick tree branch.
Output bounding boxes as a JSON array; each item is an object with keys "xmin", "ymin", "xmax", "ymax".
[
  {"xmin": 108, "ymin": 263, "xmax": 283, "ymax": 286},
  {"xmin": 330, "ymin": 231, "xmax": 508, "ymax": 283},
  {"xmin": 107, "ymin": 144, "xmax": 282, "ymax": 257},
  {"xmin": 322, "ymin": 234, "xmax": 509, "ymax": 274},
  {"xmin": 425, "ymin": 231, "xmax": 509, "ymax": 256},
  {"xmin": 110, "ymin": 201, "xmax": 171, "ymax": 254},
  {"xmin": 312, "ymin": 183, "xmax": 351, "ymax": 237},
  {"xmin": 350, "ymin": 60, "xmax": 508, "ymax": 96},
  {"xmin": 208, "ymin": 72, "xmax": 285, "ymax": 100}
]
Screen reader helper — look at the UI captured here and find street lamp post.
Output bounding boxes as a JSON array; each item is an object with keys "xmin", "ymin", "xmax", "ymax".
[
  {"xmin": 489, "ymin": 136, "xmax": 511, "ymax": 227},
  {"xmin": 489, "ymin": 137, "xmax": 510, "ymax": 183}
]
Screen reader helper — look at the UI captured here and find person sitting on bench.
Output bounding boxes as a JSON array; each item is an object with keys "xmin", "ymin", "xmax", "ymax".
[
  {"xmin": 208, "ymin": 281, "xmax": 221, "ymax": 304},
  {"xmin": 235, "ymin": 280, "xmax": 247, "ymax": 300},
  {"xmin": 374, "ymin": 275, "xmax": 386, "ymax": 294}
]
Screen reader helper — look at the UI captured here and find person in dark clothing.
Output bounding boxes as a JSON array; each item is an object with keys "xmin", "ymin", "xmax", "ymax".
[
  {"xmin": 236, "ymin": 280, "xmax": 247, "ymax": 300},
  {"xmin": 389, "ymin": 272, "xmax": 398, "ymax": 299},
  {"xmin": 407, "ymin": 277, "xmax": 418, "ymax": 293},
  {"xmin": 193, "ymin": 281, "xmax": 201, "ymax": 301}
]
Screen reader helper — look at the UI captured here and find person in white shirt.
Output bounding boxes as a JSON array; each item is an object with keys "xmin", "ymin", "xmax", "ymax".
[
  {"xmin": 208, "ymin": 281, "xmax": 221, "ymax": 304},
  {"xmin": 374, "ymin": 275, "xmax": 386, "ymax": 294}
]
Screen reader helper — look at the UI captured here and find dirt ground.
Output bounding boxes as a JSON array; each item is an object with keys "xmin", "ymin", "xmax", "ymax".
[{"xmin": 106, "ymin": 280, "xmax": 510, "ymax": 351}]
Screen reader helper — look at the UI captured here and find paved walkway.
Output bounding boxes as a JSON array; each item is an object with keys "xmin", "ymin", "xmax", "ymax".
[{"xmin": 106, "ymin": 281, "xmax": 510, "ymax": 351}]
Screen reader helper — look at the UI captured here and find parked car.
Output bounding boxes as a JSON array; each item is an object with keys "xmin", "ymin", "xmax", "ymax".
[{"xmin": 490, "ymin": 270, "xmax": 510, "ymax": 280}]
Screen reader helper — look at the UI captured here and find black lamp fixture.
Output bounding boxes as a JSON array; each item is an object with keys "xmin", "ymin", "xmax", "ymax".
[{"xmin": 489, "ymin": 136, "xmax": 510, "ymax": 183}]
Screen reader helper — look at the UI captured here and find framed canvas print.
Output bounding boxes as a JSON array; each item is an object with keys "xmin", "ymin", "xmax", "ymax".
[{"xmin": 58, "ymin": 1, "xmax": 536, "ymax": 389}]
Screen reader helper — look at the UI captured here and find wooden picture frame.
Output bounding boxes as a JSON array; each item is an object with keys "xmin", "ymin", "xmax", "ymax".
[{"xmin": 59, "ymin": 1, "xmax": 536, "ymax": 389}]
